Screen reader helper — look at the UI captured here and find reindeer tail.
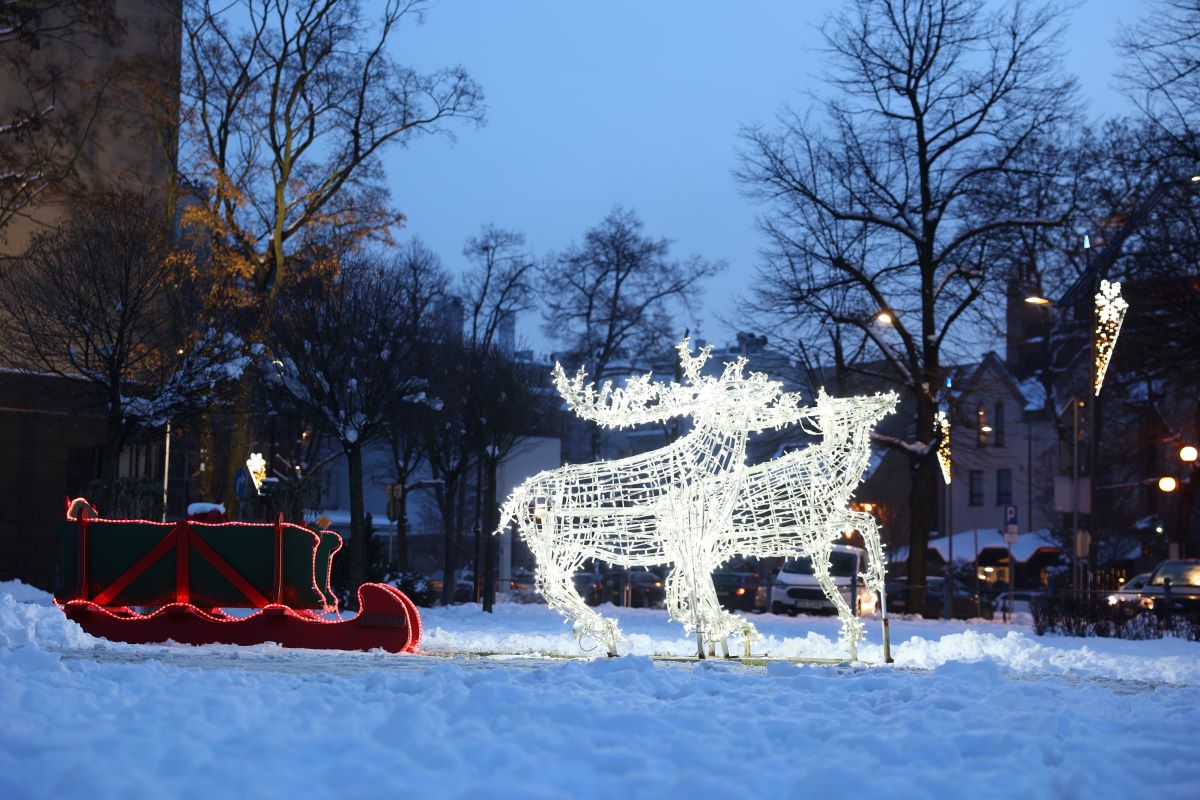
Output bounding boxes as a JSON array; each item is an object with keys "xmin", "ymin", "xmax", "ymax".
[{"xmin": 494, "ymin": 489, "xmax": 525, "ymax": 537}]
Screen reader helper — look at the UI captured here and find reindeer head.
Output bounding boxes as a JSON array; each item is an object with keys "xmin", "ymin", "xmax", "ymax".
[{"xmin": 553, "ymin": 338, "xmax": 815, "ymax": 432}]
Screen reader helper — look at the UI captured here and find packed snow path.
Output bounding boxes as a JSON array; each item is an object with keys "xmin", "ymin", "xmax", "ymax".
[{"xmin": 2, "ymin": 583, "xmax": 1197, "ymax": 799}]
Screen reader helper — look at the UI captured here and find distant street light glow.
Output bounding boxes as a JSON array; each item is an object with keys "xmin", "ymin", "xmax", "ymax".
[
  {"xmin": 1158, "ymin": 476, "xmax": 1178, "ymax": 493},
  {"xmin": 876, "ymin": 311, "xmax": 893, "ymax": 325},
  {"xmin": 1180, "ymin": 445, "xmax": 1198, "ymax": 463},
  {"xmin": 1024, "ymin": 295, "xmax": 1051, "ymax": 305}
]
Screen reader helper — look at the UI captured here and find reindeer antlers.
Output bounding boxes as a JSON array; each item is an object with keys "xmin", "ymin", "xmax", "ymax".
[
  {"xmin": 676, "ymin": 337, "xmax": 712, "ymax": 385},
  {"xmin": 552, "ymin": 360, "xmax": 695, "ymax": 430}
]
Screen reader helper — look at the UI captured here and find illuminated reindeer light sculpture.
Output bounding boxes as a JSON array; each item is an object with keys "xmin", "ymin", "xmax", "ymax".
[{"xmin": 497, "ymin": 339, "xmax": 897, "ymax": 659}]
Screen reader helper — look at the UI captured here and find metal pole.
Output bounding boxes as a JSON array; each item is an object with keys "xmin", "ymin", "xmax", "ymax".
[
  {"xmin": 944, "ymin": 468, "xmax": 953, "ymax": 620},
  {"xmin": 1007, "ymin": 541, "xmax": 1015, "ymax": 623},
  {"xmin": 161, "ymin": 421, "xmax": 171, "ymax": 522},
  {"xmin": 974, "ymin": 528, "xmax": 981, "ymax": 618},
  {"xmin": 1072, "ymin": 399, "xmax": 1080, "ymax": 596}
]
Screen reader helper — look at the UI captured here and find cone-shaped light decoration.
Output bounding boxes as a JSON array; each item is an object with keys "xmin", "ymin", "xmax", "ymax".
[
  {"xmin": 934, "ymin": 410, "xmax": 952, "ymax": 485},
  {"xmin": 1094, "ymin": 279, "xmax": 1128, "ymax": 396}
]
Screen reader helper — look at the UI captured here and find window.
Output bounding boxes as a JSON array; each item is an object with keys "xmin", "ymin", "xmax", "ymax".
[
  {"xmin": 976, "ymin": 405, "xmax": 989, "ymax": 446},
  {"xmin": 993, "ymin": 402, "xmax": 1006, "ymax": 447},
  {"xmin": 997, "ymin": 468, "xmax": 1013, "ymax": 505},
  {"xmin": 969, "ymin": 470, "xmax": 984, "ymax": 506}
]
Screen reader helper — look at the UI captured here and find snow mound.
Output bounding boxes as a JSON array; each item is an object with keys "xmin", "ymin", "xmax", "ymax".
[
  {"xmin": 0, "ymin": 579, "xmax": 54, "ymax": 606},
  {"xmin": 0, "ymin": 593, "xmax": 90, "ymax": 649}
]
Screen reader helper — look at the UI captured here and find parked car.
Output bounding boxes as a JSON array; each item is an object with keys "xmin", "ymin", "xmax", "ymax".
[
  {"xmin": 572, "ymin": 570, "xmax": 606, "ymax": 605},
  {"xmin": 713, "ymin": 571, "xmax": 767, "ymax": 612},
  {"xmin": 1106, "ymin": 572, "xmax": 1151, "ymax": 616},
  {"xmin": 886, "ymin": 576, "xmax": 995, "ymax": 619},
  {"xmin": 426, "ymin": 569, "xmax": 475, "ymax": 603},
  {"xmin": 769, "ymin": 545, "xmax": 877, "ymax": 617},
  {"xmin": 602, "ymin": 567, "xmax": 666, "ymax": 608},
  {"xmin": 1138, "ymin": 560, "xmax": 1200, "ymax": 616},
  {"xmin": 990, "ymin": 589, "xmax": 1044, "ymax": 617},
  {"xmin": 506, "ymin": 567, "xmax": 543, "ymax": 603}
]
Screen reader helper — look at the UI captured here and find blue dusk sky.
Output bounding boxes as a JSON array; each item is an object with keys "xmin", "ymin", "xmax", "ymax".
[{"xmin": 386, "ymin": 1, "xmax": 1144, "ymax": 356}]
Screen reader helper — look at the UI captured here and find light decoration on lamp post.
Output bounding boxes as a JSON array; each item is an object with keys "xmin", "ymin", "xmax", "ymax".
[
  {"xmin": 1093, "ymin": 279, "xmax": 1129, "ymax": 396},
  {"xmin": 496, "ymin": 339, "xmax": 897, "ymax": 660},
  {"xmin": 935, "ymin": 410, "xmax": 952, "ymax": 485}
]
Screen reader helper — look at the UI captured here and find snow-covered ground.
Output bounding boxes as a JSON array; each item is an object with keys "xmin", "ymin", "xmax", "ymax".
[{"xmin": 2, "ymin": 582, "xmax": 1197, "ymax": 799}]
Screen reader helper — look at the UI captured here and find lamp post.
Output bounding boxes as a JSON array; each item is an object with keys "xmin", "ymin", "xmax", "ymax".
[
  {"xmin": 1158, "ymin": 443, "xmax": 1198, "ymax": 558},
  {"xmin": 935, "ymin": 406, "xmax": 952, "ymax": 619},
  {"xmin": 1030, "ymin": 174, "xmax": 1198, "ymax": 587}
]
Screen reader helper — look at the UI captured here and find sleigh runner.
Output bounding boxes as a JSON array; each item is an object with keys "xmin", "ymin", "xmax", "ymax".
[{"xmin": 54, "ymin": 500, "xmax": 421, "ymax": 653}]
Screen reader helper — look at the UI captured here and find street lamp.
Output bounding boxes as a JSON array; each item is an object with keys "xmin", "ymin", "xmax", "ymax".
[
  {"xmin": 1181, "ymin": 445, "xmax": 1198, "ymax": 463},
  {"xmin": 1159, "ymin": 476, "xmax": 1179, "ymax": 493}
]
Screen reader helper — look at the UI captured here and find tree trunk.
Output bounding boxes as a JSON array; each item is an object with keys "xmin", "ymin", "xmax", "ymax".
[
  {"xmin": 99, "ymin": 407, "xmax": 125, "ymax": 513},
  {"xmin": 905, "ymin": 381, "xmax": 938, "ymax": 616},
  {"xmin": 397, "ymin": 483, "xmax": 409, "ymax": 573},
  {"xmin": 483, "ymin": 456, "xmax": 499, "ymax": 612},
  {"xmin": 346, "ymin": 441, "xmax": 367, "ymax": 598},
  {"xmin": 222, "ymin": 371, "xmax": 255, "ymax": 518},
  {"xmin": 473, "ymin": 455, "xmax": 483, "ymax": 601},
  {"xmin": 197, "ymin": 412, "xmax": 215, "ymax": 501},
  {"xmin": 438, "ymin": 479, "xmax": 458, "ymax": 606}
]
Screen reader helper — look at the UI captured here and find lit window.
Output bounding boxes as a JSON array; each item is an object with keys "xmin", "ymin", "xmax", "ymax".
[{"xmin": 976, "ymin": 406, "xmax": 989, "ymax": 447}]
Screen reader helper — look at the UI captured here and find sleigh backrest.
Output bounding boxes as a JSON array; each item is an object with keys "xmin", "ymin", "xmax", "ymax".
[{"xmin": 55, "ymin": 512, "xmax": 341, "ymax": 611}]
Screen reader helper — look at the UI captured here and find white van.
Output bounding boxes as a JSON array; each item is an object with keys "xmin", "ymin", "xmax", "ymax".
[{"xmin": 769, "ymin": 544, "xmax": 877, "ymax": 616}]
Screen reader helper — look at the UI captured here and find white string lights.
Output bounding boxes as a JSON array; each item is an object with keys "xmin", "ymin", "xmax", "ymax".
[
  {"xmin": 497, "ymin": 339, "xmax": 897, "ymax": 659},
  {"xmin": 1094, "ymin": 279, "xmax": 1129, "ymax": 396}
]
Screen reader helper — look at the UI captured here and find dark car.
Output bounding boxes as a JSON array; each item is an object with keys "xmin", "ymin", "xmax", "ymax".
[
  {"xmin": 713, "ymin": 571, "xmax": 766, "ymax": 612},
  {"xmin": 604, "ymin": 568, "xmax": 666, "ymax": 608},
  {"xmin": 572, "ymin": 570, "xmax": 606, "ymax": 605},
  {"xmin": 886, "ymin": 576, "xmax": 995, "ymax": 619}
]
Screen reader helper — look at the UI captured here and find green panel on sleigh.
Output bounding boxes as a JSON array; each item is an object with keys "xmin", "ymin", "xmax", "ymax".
[
  {"xmin": 55, "ymin": 520, "xmax": 333, "ymax": 610},
  {"xmin": 55, "ymin": 521, "xmax": 178, "ymax": 606}
]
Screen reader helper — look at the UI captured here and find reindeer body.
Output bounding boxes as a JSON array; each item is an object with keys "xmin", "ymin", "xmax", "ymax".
[{"xmin": 497, "ymin": 339, "xmax": 896, "ymax": 658}]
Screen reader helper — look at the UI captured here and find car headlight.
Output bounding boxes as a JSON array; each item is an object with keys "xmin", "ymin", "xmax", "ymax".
[
  {"xmin": 1140, "ymin": 596, "xmax": 1155, "ymax": 610},
  {"xmin": 858, "ymin": 587, "xmax": 877, "ymax": 615},
  {"xmin": 1106, "ymin": 594, "xmax": 1118, "ymax": 606}
]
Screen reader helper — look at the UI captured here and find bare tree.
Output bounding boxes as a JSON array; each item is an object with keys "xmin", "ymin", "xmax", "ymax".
[
  {"xmin": 0, "ymin": 190, "xmax": 245, "ymax": 506},
  {"xmin": 380, "ymin": 239, "xmax": 449, "ymax": 574},
  {"xmin": 0, "ymin": 1, "xmax": 122, "ymax": 240},
  {"xmin": 738, "ymin": 0, "xmax": 1078, "ymax": 612},
  {"xmin": 179, "ymin": 0, "xmax": 484, "ymax": 507},
  {"xmin": 540, "ymin": 206, "xmax": 723, "ymax": 456},
  {"xmin": 462, "ymin": 225, "xmax": 536, "ymax": 351},
  {"xmin": 269, "ymin": 250, "xmax": 444, "ymax": 593},
  {"xmin": 1117, "ymin": 0, "xmax": 1200, "ymax": 164},
  {"xmin": 422, "ymin": 226, "xmax": 539, "ymax": 605}
]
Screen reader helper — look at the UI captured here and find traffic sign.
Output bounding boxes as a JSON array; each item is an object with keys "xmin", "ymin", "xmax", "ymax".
[
  {"xmin": 1003, "ymin": 504, "xmax": 1018, "ymax": 526},
  {"xmin": 1003, "ymin": 525, "xmax": 1019, "ymax": 544}
]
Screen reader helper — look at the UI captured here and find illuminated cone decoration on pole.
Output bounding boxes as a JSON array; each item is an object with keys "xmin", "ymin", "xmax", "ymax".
[
  {"xmin": 1094, "ymin": 279, "xmax": 1128, "ymax": 396},
  {"xmin": 497, "ymin": 339, "xmax": 897, "ymax": 659}
]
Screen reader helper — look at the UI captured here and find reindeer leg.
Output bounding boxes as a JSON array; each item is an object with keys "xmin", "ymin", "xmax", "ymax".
[
  {"xmin": 526, "ymin": 520, "xmax": 622, "ymax": 656},
  {"xmin": 809, "ymin": 538, "xmax": 864, "ymax": 662},
  {"xmin": 851, "ymin": 510, "xmax": 893, "ymax": 663}
]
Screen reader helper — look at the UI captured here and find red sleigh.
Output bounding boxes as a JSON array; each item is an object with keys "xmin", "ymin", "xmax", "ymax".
[{"xmin": 54, "ymin": 498, "xmax": 421, "ymax": 654}]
